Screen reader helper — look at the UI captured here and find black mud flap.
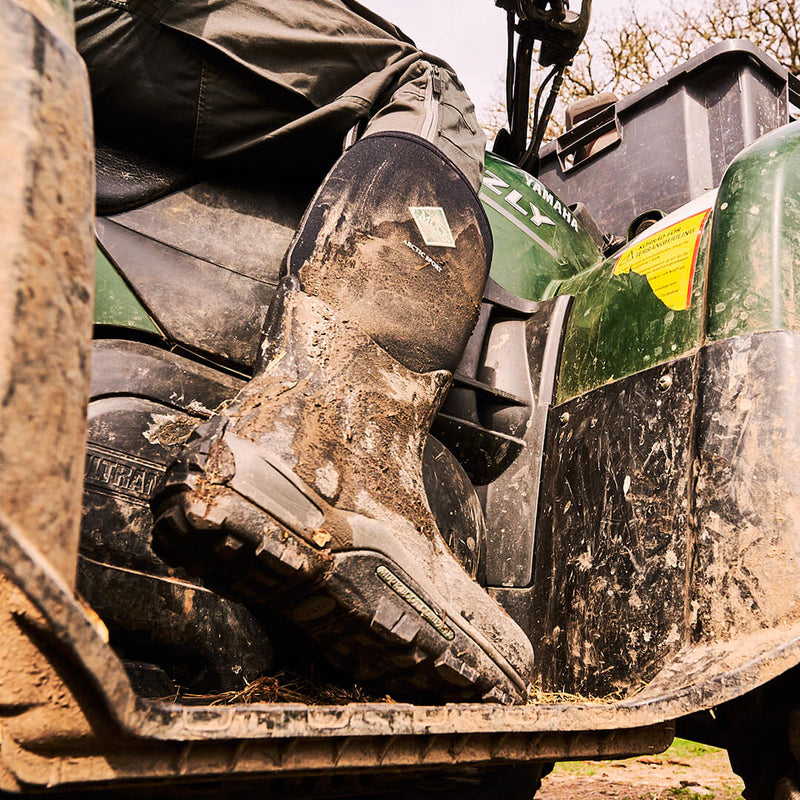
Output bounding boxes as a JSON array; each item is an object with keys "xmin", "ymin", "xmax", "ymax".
[{"xmin": 525, "ymin": 330, "xmax": 800, "ymax": 710}]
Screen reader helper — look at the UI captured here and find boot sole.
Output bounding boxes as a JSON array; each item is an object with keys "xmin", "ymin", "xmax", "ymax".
[{"xmin": 152, "ymin": 469, "xmax": 526, "ymax": 705}]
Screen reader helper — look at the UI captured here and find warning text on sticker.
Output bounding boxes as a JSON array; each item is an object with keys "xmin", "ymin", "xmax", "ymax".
[{"xmin": 614, "ymin": 210, "xmax": 710, "ymax": 311}]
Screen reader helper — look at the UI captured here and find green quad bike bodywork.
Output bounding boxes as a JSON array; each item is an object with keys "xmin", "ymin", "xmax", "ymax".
[{"xmin": 3, "ymin": 0, "xmax": 800, "ymax": 797}]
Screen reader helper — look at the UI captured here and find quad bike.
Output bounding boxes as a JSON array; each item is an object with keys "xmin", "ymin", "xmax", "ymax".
[{"xmin": 3, "ymin": 0, "xmax": 800, "ymax": 796}]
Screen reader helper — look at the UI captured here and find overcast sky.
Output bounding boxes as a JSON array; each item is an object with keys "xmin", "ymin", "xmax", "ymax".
[{"xmin": 365, "ymin": 0, "xmax": 651, "ymax": 123}]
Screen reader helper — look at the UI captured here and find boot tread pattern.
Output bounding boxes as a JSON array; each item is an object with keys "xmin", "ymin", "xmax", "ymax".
[{"xmin": 152, "ymin": 469, "xmax": 522, "ymax": 705}]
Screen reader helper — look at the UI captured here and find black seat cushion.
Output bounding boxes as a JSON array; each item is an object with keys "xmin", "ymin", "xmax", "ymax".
[{"xmin": 95, "ymin": 142, "xmax": 192, "ymax": 215}]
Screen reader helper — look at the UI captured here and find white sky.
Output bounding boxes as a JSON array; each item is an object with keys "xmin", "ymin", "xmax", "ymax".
[{"xmin": 365, "ymin": 0, "xmax": 656, "ymax": 122}]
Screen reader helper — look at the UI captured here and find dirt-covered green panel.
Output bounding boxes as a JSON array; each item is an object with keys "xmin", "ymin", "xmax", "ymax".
[
  {"xmin": 553, "ymin": 194, "xmax": 715, "ymax": 403},
  {"xmin": 480, "ymin": 152, "xmax": 716, "ymax": 403},
  {"xmin": 94, "ymin": 243, "xmax": 162, "ymax": 336},
  {"xmin": 706, "ymin": 120, "xmax": 800, "ymax": 341},
  {"xmin": 481, "ymin": 153, "xmax": 600, "ymax": 300}
]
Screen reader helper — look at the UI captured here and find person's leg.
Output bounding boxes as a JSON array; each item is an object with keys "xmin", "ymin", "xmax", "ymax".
[
  {"xmin": 287, "ymin": 64, "xmax": 487, "ymax": 372},
  {"xmin": 77, "ymin": 0, "xmax": 533, "ymax": 702},
  {"xmin": 74, "ymin": 0, "xmax": 481, "ymax": 184},
  {"xmin": 153, "ymin": 138, "xmax": 534, "ymax": 702}
]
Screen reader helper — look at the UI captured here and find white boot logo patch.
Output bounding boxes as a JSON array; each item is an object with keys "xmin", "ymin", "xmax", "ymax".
[{"xmin": 409, "ymin": 206, "xmax": 456, "ymax": 248}]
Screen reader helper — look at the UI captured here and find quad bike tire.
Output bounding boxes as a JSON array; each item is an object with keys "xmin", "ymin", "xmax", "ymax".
[{"xmin": 716, "ymin": 666, "xmax": 800, "ymax": 800}]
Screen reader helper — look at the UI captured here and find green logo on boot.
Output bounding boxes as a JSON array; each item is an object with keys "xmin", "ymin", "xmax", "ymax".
[{"xmin": 409, "ymin": 206, "xmax": 456, "ymax": 248}]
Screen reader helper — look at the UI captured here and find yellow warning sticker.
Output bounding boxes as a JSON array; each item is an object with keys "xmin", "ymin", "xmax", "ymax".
[{"xmin": 613, "ymin": 210, "xmax": 711, "ymax": 310}]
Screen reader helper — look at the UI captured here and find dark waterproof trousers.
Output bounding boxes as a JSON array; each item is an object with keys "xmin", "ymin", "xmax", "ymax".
[{"xmin": 74, "ymin": 0, "xmax": 486, "ymax": 190}]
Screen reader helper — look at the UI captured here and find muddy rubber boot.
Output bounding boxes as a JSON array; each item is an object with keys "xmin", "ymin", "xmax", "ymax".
[{"xmin": 152, "ymin": 133, "xmax": 534, "ymax": 703}]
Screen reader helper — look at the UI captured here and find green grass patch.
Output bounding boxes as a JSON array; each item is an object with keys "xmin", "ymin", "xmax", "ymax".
[
  {"xmin": 669, "ymin": 788, "xmax": 712, "ymax": 799},
  {"xmin": 550, "ymin": 760, "xmax": 600, "ymax": 777},
  {"xmin": 549, "ymin": 738, "xmax": 723, "ymax": 778},
  {"xmin": 668, "ymin": 786, "xmax": 742, "ymax": 800},
  {"xmin": 667, "ymin": 738, "xmax": 721, "ymax": 759},
  {"xmin": 546, "ymin": 737, "xmax": 743, "ymax": 798}
]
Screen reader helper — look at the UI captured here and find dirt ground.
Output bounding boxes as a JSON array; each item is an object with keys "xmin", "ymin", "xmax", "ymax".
[{"xmin": 537, "ymin": 738, "xmax": 745, "ymax": 800}]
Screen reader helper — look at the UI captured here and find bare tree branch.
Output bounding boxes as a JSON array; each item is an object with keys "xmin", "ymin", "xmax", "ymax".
[{"xmin": 482, "ymin": 0, "xmax": 799, "ymax": 143}]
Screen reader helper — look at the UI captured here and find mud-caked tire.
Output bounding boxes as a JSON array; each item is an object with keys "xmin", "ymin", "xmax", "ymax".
[{"xmin": 716, "ymin": 667, "xmax": 800, "ymax": 800}]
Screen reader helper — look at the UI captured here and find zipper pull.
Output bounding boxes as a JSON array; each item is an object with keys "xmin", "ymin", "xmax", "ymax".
[{"xmin": 432, "ymin": 65, "xmax": 442, "ymax": 99}]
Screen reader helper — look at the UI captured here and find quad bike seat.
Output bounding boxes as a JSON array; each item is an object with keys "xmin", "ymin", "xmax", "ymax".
[{"xmin": 95, "ymin": 141, "xmax": 192, "ymax": 215}]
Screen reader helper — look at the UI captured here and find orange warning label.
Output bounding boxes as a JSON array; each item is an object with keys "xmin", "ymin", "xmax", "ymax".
[{"xmin": 613, "ymin": 210, "xmax": 710, "ymax": 310}]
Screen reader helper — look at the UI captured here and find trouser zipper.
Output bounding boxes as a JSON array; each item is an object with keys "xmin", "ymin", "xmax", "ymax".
[{"xmin": 421, "ymin": 64, "xmax": 442, "ymax": 143}]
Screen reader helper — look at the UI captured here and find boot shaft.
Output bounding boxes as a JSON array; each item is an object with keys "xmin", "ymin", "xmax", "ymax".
[
  {"xmin": 237, "ymin": 279, "xmax": 451, "ymax": 536},
  {"xmin": 285, "ymin": 132, "xmax": 493, "ymax": 374}
]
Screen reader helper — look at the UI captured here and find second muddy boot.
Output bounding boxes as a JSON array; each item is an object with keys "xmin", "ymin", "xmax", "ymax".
[{"xmin": 152, "ymin": 133, "xmax": 533, "ymax": 703}]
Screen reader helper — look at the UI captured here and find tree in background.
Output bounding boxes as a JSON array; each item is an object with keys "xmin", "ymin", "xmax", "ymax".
[
  {"xmin": 483, "ymin": 0, "xmax": 799, "ymax": 140},
  {"xmin": 568, "ymin": 0, "xmax": 798, "ymax": 101}
]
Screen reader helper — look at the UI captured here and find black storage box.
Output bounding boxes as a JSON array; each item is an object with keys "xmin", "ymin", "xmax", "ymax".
[{"xmin": 537, "ymin": 41, "xmax": 800, "ymax": 238}]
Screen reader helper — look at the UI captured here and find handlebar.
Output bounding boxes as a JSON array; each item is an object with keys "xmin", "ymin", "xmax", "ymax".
[
  {"xmin": 511, "ymin": 1, "xmax": 567, "ymax": 23},
  {"xmin": 495, "ymin": 0, "xmax": 591, "ymax": 66},
  {"xmin": 492, "ymin": 0, "xmax": 592, "ymax": 172},
  {"xmin": 539, "ymin": 0, "xmax": 591, "ymax": 66}
]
